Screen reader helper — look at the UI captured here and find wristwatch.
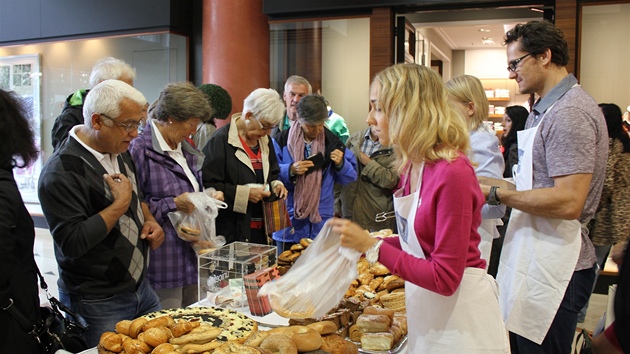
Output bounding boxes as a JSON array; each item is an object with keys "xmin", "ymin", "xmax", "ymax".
[
  {"xmin": 487, "ymin": 185, "xmax": 501, "ymax": 205},
  {"xmin": 365, "ymin": 239, "xmax": 384, "ymax": 265}
]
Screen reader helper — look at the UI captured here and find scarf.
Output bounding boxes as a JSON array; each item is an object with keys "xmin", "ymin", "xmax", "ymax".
[{"xmin": 288, "ymin": 122, "xmax": 325, "ymax": 223}]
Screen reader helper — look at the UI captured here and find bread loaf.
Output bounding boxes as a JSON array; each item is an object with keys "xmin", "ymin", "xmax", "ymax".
[{"xmin": 356, "ymin": 314, "xmax": 391, "ymax": 333}]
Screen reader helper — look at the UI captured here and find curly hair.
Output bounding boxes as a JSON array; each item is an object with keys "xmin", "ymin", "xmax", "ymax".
[
  {"xmin": 197, "ymin": 84, "xmax": 232, "ymax": 120},
  {"xmin": 0, "ymin": 89, "xmax": 38, "ymax": 168},
  {"xmin": 504, "ymin": 21, "xmax": 569, "ymax": 67},
  {"xmin": 372, "ymin": 63, "xmax": 469, "ymax": 171}
]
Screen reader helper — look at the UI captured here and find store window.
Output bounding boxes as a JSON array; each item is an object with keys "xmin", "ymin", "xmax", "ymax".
[
  {"xmin": 270, "ymin": 18, "xmax": 370, "ymax": 135},
  {"xmin": 0, "ymin": 33, "xmax": 188, "ymax": 203}
]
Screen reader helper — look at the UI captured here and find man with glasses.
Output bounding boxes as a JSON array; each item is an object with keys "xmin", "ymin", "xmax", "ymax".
[
  {"xmin": 38, "ymin": 79, "xmax": 164, "ymax": 347},
  {"xmin": 479, "ymin": 21, "xmax": 607, "ymax": 354}
]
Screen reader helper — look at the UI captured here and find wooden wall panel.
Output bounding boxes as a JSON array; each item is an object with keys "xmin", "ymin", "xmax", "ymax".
[
  {"xmin": 370, "ymin": 7, "xmax": 395, "ymax": 83},
  {"xmin": 555, "ymin": 0, "xmax": 577, "ymax": 75}
]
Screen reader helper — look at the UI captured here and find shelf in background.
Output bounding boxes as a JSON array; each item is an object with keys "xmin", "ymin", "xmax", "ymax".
[
  {"xmin": 488, "ymin": 97, "xmax": 510, "ymax": 102},
  {"xmin": 489, "ymin": 114, "xmax": 504, "ymax": 119}
]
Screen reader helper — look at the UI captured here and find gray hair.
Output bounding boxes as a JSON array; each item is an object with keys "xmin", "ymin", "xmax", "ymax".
[
  {"xmin": 83, "ymin": 79, "xmax": 147, "ymax": 128},
  {"xmin": 297, "ymin": 94, "xmax": 328, "ymax": 125},
  {"xmin": 243, "ymin": 88, "xmax": 285, "ymax": 126},
  {"xmin": 89, "ymin": 57, "xmax": 136, "ymax": 88},
  {"xmin": 284, "ymin": 75, "xmax": 312, "ymax": 95},
  {"xmin": 149, "ymin": 82, "xmax": 212, "ymax": 123}
]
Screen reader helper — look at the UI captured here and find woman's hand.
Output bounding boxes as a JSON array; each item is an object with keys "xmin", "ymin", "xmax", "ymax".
[
  {"xmin": 291, "ymin": 160, "xmax": 315, "ymax": 175},
  {"xmin": 330, "ymin": 149, "xmax": 344, "ymax": 166},
  {"xmin": 249, "ymin": 187, "xmax": 271, "ymax": 203},
  {"xmin": 328, "ymin": 217, "xmax": 377, "ymax": 253},
  {"xmin": 174, "ymin": 192, "xmax": 195, "ymax": 213},
  {"xmin": 273, "ymin": 184, "xmax": 288, "ymax": 200},
  {"xmin": 211, "ymin": 190, "xmax": 224, "ymax": 201}
]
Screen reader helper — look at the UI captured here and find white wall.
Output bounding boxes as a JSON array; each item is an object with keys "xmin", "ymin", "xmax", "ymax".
[
  {"xmin": 580, "ymin": 3, "xmax": 630, "ymax": 110},
  {"xmin": 322, "ymin": 18, "xmax": 370, "ymax": 136},
  {"xmin": 464, "ymin": 49, "xmax": 509, "ymax": 79}
]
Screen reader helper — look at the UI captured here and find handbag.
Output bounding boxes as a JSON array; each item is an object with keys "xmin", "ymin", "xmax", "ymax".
[
  {"xmin": 4, "ymin": 267, "xmax": 88, "ymax": 354},
  {"xmin": 262, "ymin": 197, "xmax": 292, "ymax": 235}
]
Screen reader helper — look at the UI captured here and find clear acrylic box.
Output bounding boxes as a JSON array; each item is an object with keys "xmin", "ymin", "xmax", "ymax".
[{"xmin": 197, "ymin": 242, "xmax": 276, "ymax": 311}]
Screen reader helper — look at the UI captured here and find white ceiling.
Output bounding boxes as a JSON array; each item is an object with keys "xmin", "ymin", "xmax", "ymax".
[{"xmin": 428, "ymin": 23, "xmax": 517, "ymax": 50}]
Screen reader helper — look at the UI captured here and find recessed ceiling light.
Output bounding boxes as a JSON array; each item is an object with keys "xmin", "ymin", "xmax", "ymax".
[
  {"xmin": 478, "ymin": 28, "xmax": 491, "ymax": 33},
  {"xmin": 481, "ymin": 37, "xmax": 495, "ymax": 45}
]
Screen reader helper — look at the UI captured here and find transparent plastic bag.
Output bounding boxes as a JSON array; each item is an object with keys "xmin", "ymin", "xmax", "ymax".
[
  {"xmin": 259, "ymin": 220, "xmax": 361, "ymax": 318},
  {"xmin": 168, "ymin": 189, "xmax": 227, "ymax": 254}
]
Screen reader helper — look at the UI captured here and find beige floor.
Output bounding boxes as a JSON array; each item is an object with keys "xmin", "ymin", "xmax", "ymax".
[{"xmin": 34, "ymin": 227, "xmax": 610, "ymax": 344}]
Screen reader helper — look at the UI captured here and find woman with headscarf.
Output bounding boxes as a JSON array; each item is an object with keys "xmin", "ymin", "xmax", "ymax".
[{"xmin": 272, "ymin": 94, "xmax": 357, "ymax": 253}]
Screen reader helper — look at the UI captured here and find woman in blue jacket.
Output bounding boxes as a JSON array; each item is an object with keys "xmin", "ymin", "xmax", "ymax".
[{"xmin": 273, "ymin": 94, "xmax": 357, "ymax": 252}]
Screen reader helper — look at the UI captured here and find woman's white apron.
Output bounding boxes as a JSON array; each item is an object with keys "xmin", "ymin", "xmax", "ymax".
[
  {"xmin": 498, "ymin": 103, "xmax": 582, "ymax": 344},
  {"xmin": 394, "ymin": 164, "xmax": 509, "ymax": 353}
]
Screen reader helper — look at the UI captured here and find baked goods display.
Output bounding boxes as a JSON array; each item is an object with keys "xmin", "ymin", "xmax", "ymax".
[{"xmin": 277, "ymin": 238, "xmax": 313, "ymax": 275}]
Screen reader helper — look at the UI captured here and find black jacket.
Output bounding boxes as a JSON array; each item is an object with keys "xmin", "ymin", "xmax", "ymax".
[{"xmin": 51, "ymin": 89, "xmax": 88, "ymax": 152}]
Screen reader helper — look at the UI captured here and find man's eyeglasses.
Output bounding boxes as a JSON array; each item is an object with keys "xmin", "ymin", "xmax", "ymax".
[
  {"xmin": 254, "ymin": 117, "xmax": 278, "ymax": 131},
  {"xmin": 507, "ymin": 53, "xmax": 532, "ymax": 72},
  {"xmin": 100, "ymin": 113, "xmax": 143, "ymax": 132}
]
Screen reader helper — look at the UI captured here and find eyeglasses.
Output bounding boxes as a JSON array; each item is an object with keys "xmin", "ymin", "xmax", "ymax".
[
  {"xmin": 254, "ymin": 117, "xmax": 278, "ymax": 131},
  {"xmin": 100, "ymin": 113, "xmax": 143, "ymax": 132},
  {"xmin": 507, "ymin": 53, "xmax": 532, "ymax": 72}
]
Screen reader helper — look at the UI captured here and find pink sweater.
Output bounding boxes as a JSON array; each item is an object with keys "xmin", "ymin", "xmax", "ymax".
[{"xmin": 378, "ymin": 155, "xmax": 486, "ymax": 296}]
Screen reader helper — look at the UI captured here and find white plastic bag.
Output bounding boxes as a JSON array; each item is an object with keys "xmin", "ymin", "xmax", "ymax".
[
  {"xmin": 168, "ymin": 190, "xmax": 227, "ymax": 254},
  {"xmin": 259, "ymin": 220, "xmax": 361, "ymax": 318}
]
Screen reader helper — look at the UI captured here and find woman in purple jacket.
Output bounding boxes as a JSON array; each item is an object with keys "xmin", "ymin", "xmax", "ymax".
[{"xmin": 129, "ymin": 82, "xmax": 220, "ymax": 308}]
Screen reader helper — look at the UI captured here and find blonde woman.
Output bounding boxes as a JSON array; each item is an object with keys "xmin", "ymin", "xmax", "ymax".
[
  {"xmin": 446, "ymin": 75, "xmax": 506, "ymax": 267},
  {"xmin": 329, "ymin": 64, "xmax": 509, "ymax": 353}
]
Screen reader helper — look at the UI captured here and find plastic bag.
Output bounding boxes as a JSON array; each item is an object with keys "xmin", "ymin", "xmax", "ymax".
[
  {"xmin": 168, "ymin": 189, "xmax": 227, "ymax": 254},
  {"xmin": 259, "ymin": 220, "xmax": 361, "ymax": 318}
]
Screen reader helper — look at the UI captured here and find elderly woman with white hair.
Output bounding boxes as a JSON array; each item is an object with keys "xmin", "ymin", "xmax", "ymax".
[{"xmin": 202, "ymin": 88, "xmax": 288, "ymax": 245}]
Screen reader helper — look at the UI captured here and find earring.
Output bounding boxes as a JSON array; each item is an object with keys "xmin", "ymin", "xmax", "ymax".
[
  {"xmin": 169, "ymin": 121, "xmax": 172, "ymax": 124},
  {"xmin": 245, "ymin": 119, "xmax": 250, "ymax": 124}
]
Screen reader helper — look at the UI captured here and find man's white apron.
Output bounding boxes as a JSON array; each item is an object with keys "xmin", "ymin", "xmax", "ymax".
[{"xmin": 498, "ymin": 103, "xmax": 581, "ymax": 344}]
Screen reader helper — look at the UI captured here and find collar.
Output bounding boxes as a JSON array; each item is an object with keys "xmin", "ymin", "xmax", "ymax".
[
  {"xmin": 533, "ymin": 74, "xmax": 578, "ymax": 116},
  {"xmin": 69, "ymin": 125, "xmax": 119, "ymax": 171},
  {"xmin": 150, "ymin": 119, "xmax": 182, "ymax": 154},
  {"xmin": 363, "ymin": 128, "xmax": 378, "ymax": 143}
]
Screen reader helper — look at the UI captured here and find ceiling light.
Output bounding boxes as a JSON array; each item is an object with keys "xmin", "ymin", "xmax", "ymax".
[
  {"xmin": 478, "ymin": 28, "xmax": 491, "ymax": 33},
  {"xmin": 481, "ymin": 37, "xmax": 495, "ymax": 45},
  {"xmin": 529, "ymin": 7, "xmax": 544, "ymax": 13}
]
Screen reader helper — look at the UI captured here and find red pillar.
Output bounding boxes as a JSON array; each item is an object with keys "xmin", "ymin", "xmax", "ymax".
[{"xmin": 202, "ymin": 0, "xmax": 270, "ymax": 127}]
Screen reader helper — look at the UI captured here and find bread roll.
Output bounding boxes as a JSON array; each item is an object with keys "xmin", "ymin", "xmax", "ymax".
[
  {"xmin": 363, "ymin": 306, "xmax": 395, "ymax": 323},
  {"xmin": 307, "ymin": 321, "xmax": 338, "ymax": 335},
  {"xmin": 115, "ymin": 320, "xmax": 132, "ymax": 336},
  {"xmin": 356, "ymin": 314, "xmax": 391, "ymax": 333},
  {"xmin": 99, "ymin": 332, "xmax": 124, "ymax": 353},
  {"xmin": 142, "ymin": 326, "xmax": 171, "ymax": 347},
  {"xmin": 128, "ymin": 318, "xmax": 148, "ymax": 339}
]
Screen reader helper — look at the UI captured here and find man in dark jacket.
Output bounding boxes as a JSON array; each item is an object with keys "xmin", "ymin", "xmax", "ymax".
[{"xmin": 50, "ymin": 57, "xmax": 136, "ymax": 151}]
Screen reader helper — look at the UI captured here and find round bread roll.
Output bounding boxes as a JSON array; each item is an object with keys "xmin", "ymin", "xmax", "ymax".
[
  {"xmin": 128, "ymin": 317, "xmax": 148, "ymax": 339},
  {"xmin": 244, "ymin": 330, "xmax": 271, "ymax": 347},
  {"xmin": 283, "ymin": 326, "xmax": 322, "ymax": 352},
  {"xmin": 260, "ymin": 334, "xmax": 298, "ymax": 354},
  {"xmin": 99, "ymin": 332, "xmax": 124, "ymax": 353},
  {"xmin": 290, "ymin": 243, "xmax": 304, "ymax": 251},
  {"xmin": 115, "ymin": 320, "xmax": 132, "ymax": 336},
  {"xmin": 307, "ymin": 321, "xmax": 338, "ymax": 335},
  {"xmin": 278, "ymin": 250, "xmax": 294, "ymax": 262},
  {"xmin": 143, "ymin": 326, "xmax": 172, "ymax": 347},
  {"xmin": 299, "ymin": 238, "xmax": 313, "ymax": 248}
]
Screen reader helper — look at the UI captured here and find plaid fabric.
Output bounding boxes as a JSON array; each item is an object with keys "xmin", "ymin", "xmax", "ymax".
[{"xmin": 263, "ymin": 199, "xmax": 292, "ymax": 235}]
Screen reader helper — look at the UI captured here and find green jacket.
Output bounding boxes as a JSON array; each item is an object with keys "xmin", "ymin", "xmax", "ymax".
[{"xmin": 337, "ymin": 127, "xmax": 399, "ymax": 232}]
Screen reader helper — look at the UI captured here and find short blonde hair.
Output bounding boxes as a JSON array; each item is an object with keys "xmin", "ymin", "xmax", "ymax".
[
  {"xmin": 372, "ymin": 63, "xmax": 470, "ymax": 171},
  {"xmin": 445, "ymin": 75, "xmax": 489, "ymax": 131}
]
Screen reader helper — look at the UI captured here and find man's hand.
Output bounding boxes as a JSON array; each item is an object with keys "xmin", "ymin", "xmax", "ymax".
[
  {"xmin": 104, "ymin": 173, "xmax": 132, "ymax": 209},
  {"xmin": 330, "ymin": 149, "xmax": 344, "ymax": 166},
  {"xmin": 141, "ymin": 219, "xmax": 164, "ymax": 250}
]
